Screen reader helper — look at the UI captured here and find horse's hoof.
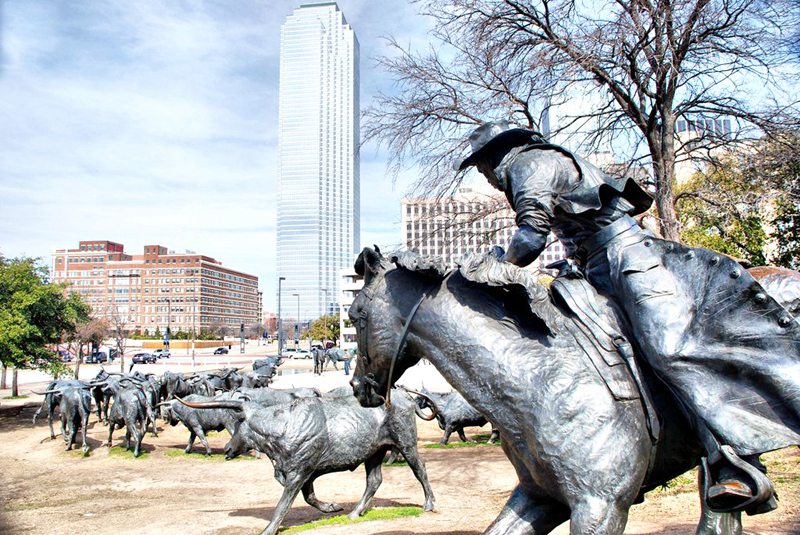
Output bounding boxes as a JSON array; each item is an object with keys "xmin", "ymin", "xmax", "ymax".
[{"xmin": 424, "ymin": 500, "xmax": 435, "ymax": 512}]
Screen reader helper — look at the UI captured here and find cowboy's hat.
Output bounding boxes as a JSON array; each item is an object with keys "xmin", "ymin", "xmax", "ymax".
[{"xmin": 458, "ymin": 121, "xmax": 545, "ymax": 170}]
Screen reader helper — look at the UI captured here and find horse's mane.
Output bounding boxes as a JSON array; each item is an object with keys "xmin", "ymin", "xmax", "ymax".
[
  {"xmin": 390, "ymin": 251, "xmax": 447, "ymax": 279},
  {"xmin": 389, "ymin": 250, "xmax": 562, "ymax": 335}
]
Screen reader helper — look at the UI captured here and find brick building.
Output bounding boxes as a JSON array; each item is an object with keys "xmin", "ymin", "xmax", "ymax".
[{"xmin": 51, "ymin": 240, "xmax": 261, "ymax": 336}]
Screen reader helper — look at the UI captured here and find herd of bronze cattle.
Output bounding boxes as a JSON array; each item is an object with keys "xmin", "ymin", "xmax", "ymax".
[{"xmin": 30, "ymin": 358, "xmax": 494, "ymax": 534}]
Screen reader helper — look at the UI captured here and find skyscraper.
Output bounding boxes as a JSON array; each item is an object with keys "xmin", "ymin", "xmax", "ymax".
[{"xmin": 277, "ymin": 3, "xmax": 360, "ymax": 324}]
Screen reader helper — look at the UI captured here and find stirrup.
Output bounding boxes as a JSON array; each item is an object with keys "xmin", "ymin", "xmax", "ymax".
[{"xmin": 701, "ymin": 445, "xmax": 774, "ymax": 513}]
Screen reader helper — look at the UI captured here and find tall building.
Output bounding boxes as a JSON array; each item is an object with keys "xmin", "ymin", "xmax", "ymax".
[
  {"xmin": 277, "ymin": 2, "xmax": 360, "ymax": 323},
  {"xmin": 51, "ymin": 240, "xmax": 261, "ymax": 336},
  {"xmin": 401, "ymin": 188, "xmax": 566, "ymax": 271}
]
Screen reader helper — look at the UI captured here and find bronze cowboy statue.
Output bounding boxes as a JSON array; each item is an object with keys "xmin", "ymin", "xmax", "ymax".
[{"xmin": 459, "ymin": 120, "xmax": 800, "ymax": 515}]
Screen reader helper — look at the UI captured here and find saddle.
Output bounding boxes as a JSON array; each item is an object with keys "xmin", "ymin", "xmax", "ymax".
[
  {"xmin": 549, "ymin": 265, "xmax": 660, "ymax": 444},
  {"xmin": 458, "ymin": 253, "xmax": 659, "ymax": 444}
]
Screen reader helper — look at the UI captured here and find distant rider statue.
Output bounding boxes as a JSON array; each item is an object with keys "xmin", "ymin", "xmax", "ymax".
[{"xmin": 459, "ymin": 120, "xmax": 800, "ymax": 515}]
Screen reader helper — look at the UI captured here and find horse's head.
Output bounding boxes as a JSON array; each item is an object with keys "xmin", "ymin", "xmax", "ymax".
[{"xmin": 349, "ymin": 247, "xmax": 446, "ymax": 408}]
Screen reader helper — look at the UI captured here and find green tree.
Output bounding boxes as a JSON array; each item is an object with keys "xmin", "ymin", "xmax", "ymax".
[
  {"xmin": 750, "ymin": 132, "xmax": 800, "ymax": 269},
  {"xmin": 303, "ymin": 314, "xmax": 340, "ymax": 343},
  {"xmin": 676, "ymin": 157, "xmax": 768, "ymax": 266},
  {"xmin": 676, "ymin": 132, "xmax": 800, "ymax": 269},
  {"xmin": 0, "ymin": 257, "xmax": 80, "ymax": 377}
]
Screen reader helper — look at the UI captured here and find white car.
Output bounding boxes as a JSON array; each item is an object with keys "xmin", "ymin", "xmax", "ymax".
[
  {"xmin": 152, "ymin": 348, "xmax": 170, "ymax": 359},
  {"xmin": 292, "ymin": 349, "xmax": 311, "ymax": 359}
]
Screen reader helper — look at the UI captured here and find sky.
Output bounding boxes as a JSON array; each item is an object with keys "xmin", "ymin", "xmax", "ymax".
[{"xmin": 0, "ymin": 0, "xmax": 435, "ymax": 311}]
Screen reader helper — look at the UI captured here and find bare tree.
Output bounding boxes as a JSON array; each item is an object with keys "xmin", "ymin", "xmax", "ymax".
[
  {"xmin": 74, "ymin": 318, "xmax": 108, "ymax": 380},
  {"xmin": 111, "ymin": 307, "xmax": 129, "ymax": 373},
  {"xmin": 366, "ymin": 0, "xmax": 800, "ymax": 240}
]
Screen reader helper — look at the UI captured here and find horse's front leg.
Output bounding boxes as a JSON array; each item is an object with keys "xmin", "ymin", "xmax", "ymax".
[
  {"xmin": 484, "ymin": 485, "xmax": 569, "ymax": 535},
  {"xmin": 569, "ymin": 495, "xmax": 631, "ymax": 535}
]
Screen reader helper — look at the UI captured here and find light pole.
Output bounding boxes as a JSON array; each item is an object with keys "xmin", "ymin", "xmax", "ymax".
[
  {"xmin": 292, "ymin": 293, "xmax": 300, "ymax": 349},
  {"xmin": 277, "ymin": 277, "xmax": 286, "ymax": 357},
  {"xmin": 321, "ymin": 287, "xmax": 329, "ymax": 345},
  {"xmin": 164, "ymin": 289, "xmax": 171, "ymax": 351}
]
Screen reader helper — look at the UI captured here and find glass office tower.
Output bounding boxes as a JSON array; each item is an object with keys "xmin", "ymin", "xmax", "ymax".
[{"xmin": 277, "ymin": 2, "xmax": 360, "ymax": 325}]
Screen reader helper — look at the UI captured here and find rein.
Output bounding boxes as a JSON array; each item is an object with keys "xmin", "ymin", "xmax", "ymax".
[{"xmin": 382, "ymin": 271, "xmax": 453, "ymax": 406}]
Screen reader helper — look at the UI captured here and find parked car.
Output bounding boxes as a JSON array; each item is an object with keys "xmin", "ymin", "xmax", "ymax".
[
  {"xmin": 281, "ymin": 348, "xmax": 297, "ymax": 357},
  {"xmin": 56, "ymin": 350, "xmax": 74, "ymax": 363},
  {"xmin": 292, "ymin": 349, "xmax": 311, "ymax": 359},
  {"xmin": 213, "ymin": 347, "xmax": 229, "ymax": 355},
  {"xmin": 86, "ymin": 351, "xmax": 109, "ymax": 364},
  {"xmin": 131, "ymin": 352, "xmax": 157, "ymax": 364},
  {"xmin": 152, "ymin": 348, "xmax": 170, "ymax": 359}
]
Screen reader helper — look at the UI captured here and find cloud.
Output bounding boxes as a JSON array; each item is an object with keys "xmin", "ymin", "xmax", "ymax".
[{"xmin": 0, "ymin": 0, "xmax": 434, "ymax": 309}]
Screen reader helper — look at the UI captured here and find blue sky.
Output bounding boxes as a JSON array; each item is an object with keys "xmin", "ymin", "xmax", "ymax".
[{"xmin": 0, "ymin": 1, "xmax": 433, "ymax": 310}]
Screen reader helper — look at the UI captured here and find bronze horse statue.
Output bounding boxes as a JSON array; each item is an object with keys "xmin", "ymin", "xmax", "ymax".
[{"xmin": 348, "ymin": 247, "xmax": 796, "ymax": 535}]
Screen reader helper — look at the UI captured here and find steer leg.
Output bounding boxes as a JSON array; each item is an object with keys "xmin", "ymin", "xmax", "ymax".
[
  {"xmin": 147, "ymin": 405, "xmax": 158, "ymax": 437},
  {"xmin": 348, "ymin": 451, "xmax": 385, "ymax": 519},
  {"xmin": 196, "ymin": 428, "xmax": 212, "ymax": 456},
  {"xmin": 129, "ymin": 418, "xmax": 144, "ymax": 458},
  {"xmin": 398, "ymin": 445, "xmax": 435, "ymax": 512},
  {"xmin": 185, "ymin": 431, "xmax": 197, "ymax": 453},
  {"xmin": 80, "ymin": 405, "xmax": 90, "ymax": 453},
  {"xmin": 106, "ymin": 421, "xmax": 116, "ymax": 447},
  {"xmin": 48, "ymin": 404, "xmax": 57, "ymax": 439},
  {"xmin": 302, "ymin": 475, "xmax": 344, "ymax": 513},
  {"xmin": 440, "ymin": 426, "xmax": 454, "ymax": 445},
  {"xmin": 103, "ymin": 395, "xmax": 111, "ymax": 425},
  {"xmin": 489, "ymin": 428, "xmax": 500, "ymax": 444},
  {"xmin": 66, "ymin": 418, "xmax": 77, "ymax": 451},
  {"xmin": 261, "ymin": 472, "xmax": 308, "ymax": 535},
  {"xmin": 60, "ymin": 413, "xmax": 68, "ymax": 444},
  {"xmin": 456, "ymin": 426, "xmax": 470, "ymax": 442}
]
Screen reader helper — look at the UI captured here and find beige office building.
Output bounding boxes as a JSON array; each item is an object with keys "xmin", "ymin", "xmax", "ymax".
[
  {"xmin": 51, "ymin": 240, "xmax": 260, "ymax": 336},
  {"xmin": 401, "ymin": 188, "xmax": 566, "ymax": 271}
]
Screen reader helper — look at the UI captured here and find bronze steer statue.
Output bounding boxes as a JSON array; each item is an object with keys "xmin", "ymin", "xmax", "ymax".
[
  {"xmin": 414, "ymin": 387, "xmax": 500, "ymax": 445},
  {"xmin": 176, "ymin": 390, "xmax": 436, "ymax": 535},
  {"xmin": 33, "ymin": 382, "xmax": 92, "ymax": 452}
]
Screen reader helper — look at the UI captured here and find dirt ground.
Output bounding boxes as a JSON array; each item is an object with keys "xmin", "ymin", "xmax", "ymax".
[{"xmin": 1, "ymin": 389, "xmax": 799, "ymax": 535}]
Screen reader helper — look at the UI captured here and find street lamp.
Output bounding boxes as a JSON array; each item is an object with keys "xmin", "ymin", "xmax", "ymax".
[
  {"xmin": 292, "ymin": 293, "xmax": 300, "ymax": 349},
  {"xmin": 321, "ymin": 287, "xmax": 329, "ymax": 345},
  {"xmin": 164, "ymin": 289, "xmax": 171, "ymax": 351},
  {"xmin": 277, "ymin": 277, "xmax": 286, "ymax": 357}
]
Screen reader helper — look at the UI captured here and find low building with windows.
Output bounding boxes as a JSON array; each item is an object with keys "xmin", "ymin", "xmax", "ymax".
[
  {"xmin": 401, "ymin": 188, "xmax": 566, "ymax": 271},
  {"xmin": 51, "ymin": 240, "xmax": 260, "ymax": 336}
]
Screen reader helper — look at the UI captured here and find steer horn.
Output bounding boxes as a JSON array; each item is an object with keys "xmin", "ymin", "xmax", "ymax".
[
  {"xmin": 174, "ymin": 396, "xmax": 245, "ymax": 411},
  {"xmin": 31, "ymin": 389, "xmax": 62, "ymax": 395},
  {"xmin": 87, "ymin": 380, "xmax": 109, "ymax": 388},
  {"xmin": 402, "ymin": 387, "xmax": 438, "ymax": 421}
]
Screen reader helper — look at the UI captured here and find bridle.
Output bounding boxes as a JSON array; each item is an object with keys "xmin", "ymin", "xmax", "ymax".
[{"xmin": 356, "ymin": 271, "xmax": 451, "ymax": 406}]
